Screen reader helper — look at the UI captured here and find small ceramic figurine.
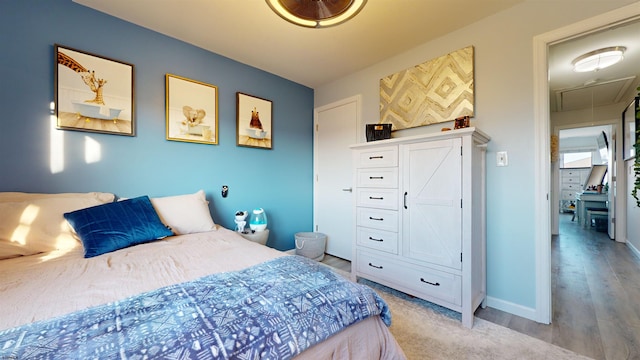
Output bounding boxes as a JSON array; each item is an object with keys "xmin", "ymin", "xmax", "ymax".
[
  {"xmin": 454, "ymin": 115, "xmax": 470, "ymax": 129},
  {"xmin": 234, "ymin": 211, "xmax": 248, "ymax": 233}
]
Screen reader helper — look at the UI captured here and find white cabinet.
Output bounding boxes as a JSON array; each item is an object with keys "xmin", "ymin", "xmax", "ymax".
[
  {"xmin": 559, "ymin": 168, "xmax": 590, "ymax": 212},
  {"xmin": 403, "ymin": 138, "xmax": 462, "ymax": 270},
  {"xmin": 351, "ymin": 128, "xmax": 490, "ymax": 328},
  {"xmin": 353, "ymin": 145, "xmax": 400, "ymax": 256}
]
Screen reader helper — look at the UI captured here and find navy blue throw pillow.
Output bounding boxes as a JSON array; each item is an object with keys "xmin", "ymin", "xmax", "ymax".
[{"xmin": 64, "ymin": 195, "xmax": 173, "ymax": 258}]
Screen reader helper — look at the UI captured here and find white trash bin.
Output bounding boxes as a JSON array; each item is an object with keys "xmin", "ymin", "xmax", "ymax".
[{"xmin": 295, "ymin": 232, "xmax": 327, "ymax": 261}]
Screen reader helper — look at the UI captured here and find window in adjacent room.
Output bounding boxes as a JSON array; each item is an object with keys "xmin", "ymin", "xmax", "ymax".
[{"xmin": 561, "ymin": 151, "xmax": 592, "ymax": 168}]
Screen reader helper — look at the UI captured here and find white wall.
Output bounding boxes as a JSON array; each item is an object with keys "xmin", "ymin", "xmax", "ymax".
[{"xmin": 315, "ymin": 0, "xmax": 636, "ymax": 320}]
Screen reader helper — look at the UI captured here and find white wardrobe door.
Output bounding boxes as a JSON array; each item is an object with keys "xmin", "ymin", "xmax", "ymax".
[{"xmin": 402, "ymin": 138, "xmax": 462, "ymax": 270}]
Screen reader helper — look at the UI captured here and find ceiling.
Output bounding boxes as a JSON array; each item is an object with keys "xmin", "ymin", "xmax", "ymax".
[
  {"xmin": 73, "ymin": 0, "xmax": 639, "ymax": 112},
  {"xmin": 558, "ymin": 124, "xmax": 609, "ymax": 153},
  {"xmin": 549, "ymin": 18, "xmax": 640, "ymax": 113},
  {"xmin": 73, "ymin": 0, "xmax": 524, "ymax": 88}
]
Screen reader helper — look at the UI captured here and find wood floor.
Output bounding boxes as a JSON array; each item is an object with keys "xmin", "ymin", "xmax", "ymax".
[
  {"xmin": 321, "ymin": 254, "xmax": 351, "ymax": 273},
  {"xmin": 475, "ymin": 214, "xmax": 640, "ymax": 359},
  {"xmin": 322, "ymin": 214, "xmax": 640, "ymax": 360}
]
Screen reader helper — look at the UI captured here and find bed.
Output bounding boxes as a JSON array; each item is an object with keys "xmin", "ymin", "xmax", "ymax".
[{"xmin": 0, "ymin": 191, "xmax": 405, "ymax": 359}]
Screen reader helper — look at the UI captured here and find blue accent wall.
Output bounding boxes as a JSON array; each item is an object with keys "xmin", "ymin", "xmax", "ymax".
[{"xmin": 0, "ymin": 0, "xmax": 314, "ymax": 251}]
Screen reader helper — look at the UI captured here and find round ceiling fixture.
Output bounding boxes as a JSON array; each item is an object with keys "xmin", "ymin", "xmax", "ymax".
[
  {"xmin": 572, "ymin": 46, "xmax": 626, "ymax": 72},
  {"xmin": 266, "ymin": 0, "xmax": 367, "ymax": 28}
]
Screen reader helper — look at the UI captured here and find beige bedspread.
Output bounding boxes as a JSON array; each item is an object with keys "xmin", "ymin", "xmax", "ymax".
[{"xmin": 0, "ymin": 226, "xmax": 405, "ymax": 359}]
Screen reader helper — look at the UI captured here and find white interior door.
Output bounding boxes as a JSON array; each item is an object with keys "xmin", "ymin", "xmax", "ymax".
[
  {"xmin": 314, "ymin": 96, "xmax": 360, "ymax": 260},
  {"xmin": 608, "ymin": 125, "xmax": 616, "ymax": 240}
]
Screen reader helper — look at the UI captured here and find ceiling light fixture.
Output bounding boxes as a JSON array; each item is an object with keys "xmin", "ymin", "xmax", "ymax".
[
  {"xmin": 572, "ymin": 46, "xmax": 626, "ymax": 72},
  {"xmin": 266, "ymin": 0, "xmax": 367, "ymax": 28}
]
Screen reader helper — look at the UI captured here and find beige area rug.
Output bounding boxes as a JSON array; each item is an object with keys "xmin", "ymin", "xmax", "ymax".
[{"xmin": 373, "ymin": 287, "xmax": 593, "ymax": 360}]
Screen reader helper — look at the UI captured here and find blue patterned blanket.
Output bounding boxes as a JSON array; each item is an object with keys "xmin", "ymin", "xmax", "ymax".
[{"xmin": 0, "ymin": 256, "xmax": 390, "ymax": 359}]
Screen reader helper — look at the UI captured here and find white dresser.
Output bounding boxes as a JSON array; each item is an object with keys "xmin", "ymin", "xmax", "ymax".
[
  {"xmin": 559, "ymin": 168, "xmax": 590, "ymax": 212},
  {"xmin": 351, "ymin": 128, "xmax": 490, "ymax": 328}
]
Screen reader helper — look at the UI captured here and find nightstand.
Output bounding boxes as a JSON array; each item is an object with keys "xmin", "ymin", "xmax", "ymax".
[{"xmin": 239, "ymin": 229, "xmax": 269, "ymax": 245}]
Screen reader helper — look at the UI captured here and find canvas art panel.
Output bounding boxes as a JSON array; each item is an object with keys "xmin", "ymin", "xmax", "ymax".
[
  {"xmin": 623, "ymin": 97, "xmax": 639, "ymax": 160},
  {"xmin": 379, "ymin": 46, "xmax": 475, "ymax": 131},
  {"xmin": 55, "ymin": 44, "xmax": 135, "ymax": 136},
  {"xmin": 236, "ymin": 92, "xmax": 272, "ymax": 149},
  {"xmin": 165, "ymin": 74, "xmax": 218, "ymax": 145}
]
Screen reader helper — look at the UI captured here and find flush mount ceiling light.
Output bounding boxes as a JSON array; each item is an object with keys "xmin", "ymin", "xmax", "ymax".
[
  {"xmin": 266, "ymin": 0, "xmax": 367, "ymax": 28},
  {"xmin": 572, "ymin": 46, "xmax": 626, "ymax": 72}
]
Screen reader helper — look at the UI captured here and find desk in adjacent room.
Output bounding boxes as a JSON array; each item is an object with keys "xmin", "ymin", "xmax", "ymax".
[{"xmin": 575, "ymin": 192, "xmax": 608, "ymax": 227}]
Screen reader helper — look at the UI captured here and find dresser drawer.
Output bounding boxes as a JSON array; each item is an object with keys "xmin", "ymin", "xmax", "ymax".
[
  {"xmin": 357, "ymin": 167, "xmax": 398, "ymax": 188},
  {"xmin": 356, "ymin": 208, "xmax": 398, "ymax": 232},
  {"xmin": 356, "ymin": 188, "xmax": 398, "ymax": 210},
  {"xmin": 562, "ymin": 170, "xmax": 581, "ymax": 177},
  {"xmin": 562, "ymin": 176, "xmax": 580, "ymax": 184},
  {"xmin": 355, "ymin": 146, "xmax": 398, "ymax": 168},
  {"xmin": 561, "ymin": 190, "xmax": 577, "ymax": 200},
  {"xmin": 356, "ymin": 227, "xmax": 398, "ymax": 254},
  {"xmin": 357, "ymin": 251, "xmax": 461, "ymax": 306},
  {"xmin": 563, "ymin": 183, "xmax": 581, "ymax": 191}
]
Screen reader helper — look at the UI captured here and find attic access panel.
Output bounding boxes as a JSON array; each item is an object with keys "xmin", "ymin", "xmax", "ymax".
[{"xmin": 554, "ymin": 76, "xmax": 635, "ymax": 112}]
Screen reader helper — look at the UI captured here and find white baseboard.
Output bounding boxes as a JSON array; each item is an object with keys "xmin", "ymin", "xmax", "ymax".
[
  {"xmin": 627, "ymin": 241, "xmax": 640, "ymax": 260},
  {"xmin": 485, "ymin": 296, "xmax": 538, "ymax": 322}
]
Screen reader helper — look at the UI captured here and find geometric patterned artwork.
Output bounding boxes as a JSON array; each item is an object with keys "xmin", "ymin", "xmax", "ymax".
[{"xmin": 380, "ymin": 46, "xmax": 474, "ymax": 130}]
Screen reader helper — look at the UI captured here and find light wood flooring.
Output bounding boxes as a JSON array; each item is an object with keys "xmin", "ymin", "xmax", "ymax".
[
  {"xmin": 321, "ymin": 254, "xmax": 351, "ymax": 273},
  {"xmin": 321, "ymin": 214, "xmax": 640, "ymax": 360},
  {"xmin": 475, "ymin": 213, "xmax": 640, "ymax": 360}
]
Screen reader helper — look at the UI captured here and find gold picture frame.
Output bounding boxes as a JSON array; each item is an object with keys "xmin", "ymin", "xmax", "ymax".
[
  {"xmin": 55, "ymin": 44, "xmax": 135, "ymax": 136},
  {"xmin": 165, "ymin": 74, "xmax": 218, "ymax": 145},
  {"xmin": 236, "ymin": 92, "xmax": 272, "ymax": 149}
]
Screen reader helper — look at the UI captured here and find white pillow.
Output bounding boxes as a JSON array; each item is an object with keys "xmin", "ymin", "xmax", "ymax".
[
  {"xmin": 0, "ymin": 194, "xmax": 115, "ymax": 259},
  {"xmin": 150, "ymin": 190, "xmax": 216, "ymax": 235}
]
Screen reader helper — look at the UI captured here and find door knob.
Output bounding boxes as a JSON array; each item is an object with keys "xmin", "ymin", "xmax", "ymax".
[{"xmin": 342, "ymin": 187, "xmax": 353, "ymax": 192}]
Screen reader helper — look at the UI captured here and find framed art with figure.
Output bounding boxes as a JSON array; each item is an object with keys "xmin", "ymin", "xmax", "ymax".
[
  {"xmin": 55, "ymin": 44, "xmax": 135, "ymax": 136},
  {"xmin": 237, "ymin": 92, "xmax": 272, "ymax": 149},
  {"xmin": 166, "ymin": 74, "xmax": 218, "ymax": 145}
]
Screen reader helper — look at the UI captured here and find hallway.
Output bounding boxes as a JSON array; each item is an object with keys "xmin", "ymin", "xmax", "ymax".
[{"xmin": 476, "ymin": 213, "xmax": 640, "ymax": 359}]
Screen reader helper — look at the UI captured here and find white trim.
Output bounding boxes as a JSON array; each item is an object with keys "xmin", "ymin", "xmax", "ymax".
[
  {"xmin": 533, "ymin": 2, "xmax": 640, "ymax": 325},
  {"xmin": 484, "ymin": 296, "xmax": 537, "ymax": 321},
  {"xmin": 533, "ymin": 28, "xmax": 552, "ymax": 325},
  {"xmin": 628, "ymin": 241, "xmax": 640, "ymax": 260}
]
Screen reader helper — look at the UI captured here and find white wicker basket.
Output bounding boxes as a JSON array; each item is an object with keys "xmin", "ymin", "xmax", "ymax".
[{"xmin": 295, "ymin": 232, "xmax": 326, "ymax": 261}]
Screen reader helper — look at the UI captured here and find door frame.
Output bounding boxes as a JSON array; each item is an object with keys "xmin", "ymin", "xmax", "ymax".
[
  {"xmin": 552, "ymin": 122, "xmax": 617, "ymax": 238},
  {"xmin": 533, "ymin": 2, "xmax": 640, "ymax": 324},
  {"xmin": 313, "ymin": 95, "xmax": 362, "ymax": 254}
]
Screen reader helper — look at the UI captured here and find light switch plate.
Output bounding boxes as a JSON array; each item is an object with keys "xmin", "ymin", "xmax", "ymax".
[{"xmin": 497, "ymin": 151, "xmax": 508, "ymax": 167}]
